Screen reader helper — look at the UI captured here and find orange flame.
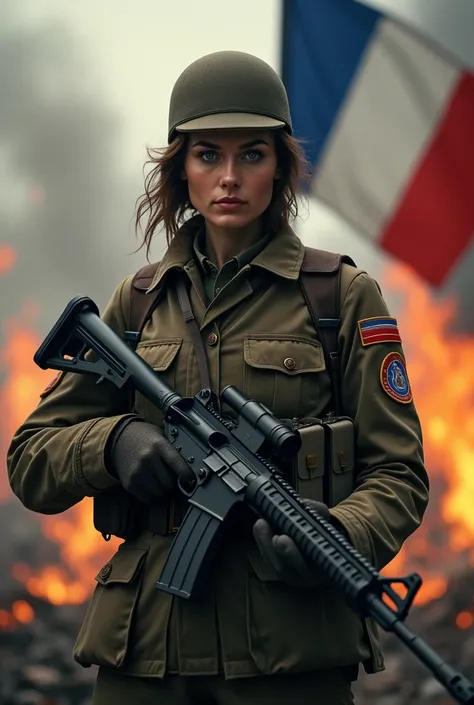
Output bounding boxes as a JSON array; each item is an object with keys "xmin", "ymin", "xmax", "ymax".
[
  {"xmin": 0, "ymin": 244, "xmax": 17, "ymax": 274},
  {"xmin": 0, "ymin": 610, "xmax": 16, "ymax": 630},
  {"xmin": 0, "ymin": 600, "xmax": 35, "ymax": 629},
  {"xmin": 456, "ymin": 611, "xmax": 474, "ymax": 630},
  {"xmin": 12, "ymin": 600, "xmax": 35, "ymax": 624},
  {"xmin": 382, "ymin": 263, "xmax": 474, "ymax": 605},
  {"xmin": 1, "ymin": 305, "xmax": 119, "ymax": 604}
]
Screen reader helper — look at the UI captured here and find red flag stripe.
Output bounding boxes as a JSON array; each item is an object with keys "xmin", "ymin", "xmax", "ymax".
[
  {"xmin": 380, "ymin": 72, "xmax": 474, "ymax": 285},
  {"xmin": 363, "ymin": 330, "xmax": 402, "ymax": 340},
  {"xmin": 361, "ymin": 332, "xmax": 402, "ymax": 345}
]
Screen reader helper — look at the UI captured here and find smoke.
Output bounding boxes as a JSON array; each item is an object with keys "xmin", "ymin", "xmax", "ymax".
[{"xmin": 0, "ymin": 6, "xmax": 144, "ymax": 336}]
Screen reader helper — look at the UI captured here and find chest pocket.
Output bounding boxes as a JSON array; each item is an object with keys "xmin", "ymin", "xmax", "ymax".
[
  {"xmin": 133, "ymin": 338, "xmax": 183, "ymax": 425},
  {"xmin": 243, "ymin": 335, "xmax": 328, "ymax": 420}
]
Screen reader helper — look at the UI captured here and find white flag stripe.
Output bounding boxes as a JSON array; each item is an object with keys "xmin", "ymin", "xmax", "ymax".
[{"xmin": 312, "ymin": 18, "xmax": 461, "ymax": 239}]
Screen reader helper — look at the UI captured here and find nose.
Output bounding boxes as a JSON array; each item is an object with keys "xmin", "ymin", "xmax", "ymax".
[{"xmin": 219, "ymin": 158, "xmax": 241, "ymax": 190}]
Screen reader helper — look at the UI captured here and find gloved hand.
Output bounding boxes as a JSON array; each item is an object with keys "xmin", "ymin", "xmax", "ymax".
[
  {"xmin": 107, "ymin": 418, "xmax": 194, "ymax": 503},
  {"xmin": 252, "ymin": 499, "xmax": 333, "ymax": 588}
]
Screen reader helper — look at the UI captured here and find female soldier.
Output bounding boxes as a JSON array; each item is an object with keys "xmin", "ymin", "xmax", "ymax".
[{"xmin": 7, "ymin": 51, "xmax": 429, "ymax": 705}]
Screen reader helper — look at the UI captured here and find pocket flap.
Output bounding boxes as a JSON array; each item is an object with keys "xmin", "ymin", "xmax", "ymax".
[
  {"xmin": 244, "ymin": 336, "xmax": 325, "ymax": 375},
  {"xmin": 95, "ymin": 547, "xmax": 148, "ymax": 586},
  {"xmin": 136, "ymin": 338, "xmax": 182, "ymax": 372}
]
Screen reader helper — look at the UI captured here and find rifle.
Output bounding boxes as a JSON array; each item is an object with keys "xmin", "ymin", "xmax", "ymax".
[{"xmin": 34, "ymin": 295, "xmax": 474, "ymax": 705}]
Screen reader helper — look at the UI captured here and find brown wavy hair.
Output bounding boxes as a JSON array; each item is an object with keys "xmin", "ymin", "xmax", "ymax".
[{"xmin": 134, "ymin": 130, "xmax": 311, "ymax": 258}]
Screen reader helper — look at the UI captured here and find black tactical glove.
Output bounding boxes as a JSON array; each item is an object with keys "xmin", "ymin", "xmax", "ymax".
[
  {"xmin": 253, "ymin": 499, "xmax": 335, "ymax": 588},
  {"xmin": 107, "ymin": 418, "xmax": 193, "ymax": 504}
]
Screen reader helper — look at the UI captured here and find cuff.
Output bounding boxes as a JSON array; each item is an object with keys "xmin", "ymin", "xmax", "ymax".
[
  {"xmin": 73, "ymin": 414, "xmax": 139, "ymax": 492},
  {"xmin": 329, "ymin": 505, "xmax": 376, "ymax": 566}
]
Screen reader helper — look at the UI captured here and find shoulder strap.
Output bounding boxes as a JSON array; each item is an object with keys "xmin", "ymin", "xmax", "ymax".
[
  {"xmin": 128, "ymin": 264, "xmax": 212, "ymax": 392},
  {"xmin": 299, "ymin": 247, "xmax": 356, "ymax": 415},
  {"xmin": 176, "ymin": 275, "xmax": 211, "ymax": 391},
  {"xmin": 126, "ymin": 262, "xmax": 160, "ymax": 348}
]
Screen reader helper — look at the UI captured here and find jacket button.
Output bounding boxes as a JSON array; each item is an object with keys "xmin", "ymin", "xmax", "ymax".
[
  {"xmin": 283, "ymin": 357, "xmax": 296, "ymax": 370},
  {"xmin": 207, "ymin": 333, "xmax": 218, "ymax": 346},
  {"xmin": 99, "ymin": 563, "xmax": 112, "ymax": 580}
]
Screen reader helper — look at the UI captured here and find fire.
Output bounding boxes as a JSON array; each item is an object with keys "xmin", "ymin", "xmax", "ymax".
[
  {"xmin": 0, "ymin": 610, "xmax": 16, "ymax": 630},
  {"xmin": 0, "ymin": 601, "xmax": 35, "ymax": 630},
  {"xmin": 456, "ymin": 612, "xmax": 474, "ymax": 630},
  {"xmin": 0, "ymin": 300, "xmax": 119, "ymax": 606},
  {"xmin": 1, "ymin": 252, "xmax": 473, "ymax": 618},
  {"xmin": 11, "ymin": 600, "xmax": 35, "ymax": 624},
  {"xmin": 382, "ymin": 262, "xmax": 474, "ymax": 605},
  {"xmin": 0, "ymin": 244, "xmax": 17, "ymax": 274},
  {"xmin": 0, "ymin": 315, "xmax": 49, "ymax": 500}
]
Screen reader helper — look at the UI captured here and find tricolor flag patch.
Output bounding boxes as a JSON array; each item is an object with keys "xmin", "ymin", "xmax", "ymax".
[{"xmin": 358, "ymin": 317, "xmax": 402, "ymax": 347}]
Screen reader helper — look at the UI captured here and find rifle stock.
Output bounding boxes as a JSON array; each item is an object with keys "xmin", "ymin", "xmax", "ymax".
[{"xmin": 33, "ymin": 296, "xmax": 474, "ymax": 705}]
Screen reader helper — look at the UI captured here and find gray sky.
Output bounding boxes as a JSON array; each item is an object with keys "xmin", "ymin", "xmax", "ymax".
[{"xmin": 1, "ymin": 0, "xmax": 473, "ymax": 323}]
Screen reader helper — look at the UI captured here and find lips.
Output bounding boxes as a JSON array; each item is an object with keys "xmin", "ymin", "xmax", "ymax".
[{"xmin": 215, "ymin": 197, "xmax": 245, "ymax": 204}]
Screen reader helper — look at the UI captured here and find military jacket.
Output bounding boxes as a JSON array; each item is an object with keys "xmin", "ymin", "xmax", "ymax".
[{"xmin": 7, "ymin": 216, "xmax": 429, "ymax": 679}]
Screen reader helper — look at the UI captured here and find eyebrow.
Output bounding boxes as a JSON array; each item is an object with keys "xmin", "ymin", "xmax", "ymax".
[{"xmin": 191, "ymin": 139, "xmax": 269, "ymax": 149}]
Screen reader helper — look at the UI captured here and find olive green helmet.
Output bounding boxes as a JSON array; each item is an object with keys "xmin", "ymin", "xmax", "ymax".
[{"xmin": 168, "ymin": 50, "xmax": 292, "ymax": 142}]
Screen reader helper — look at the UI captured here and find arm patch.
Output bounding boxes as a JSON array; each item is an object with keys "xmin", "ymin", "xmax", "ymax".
[
  {"xmin": 40, "ymin": 371, "xmax": 65, "ymax": 398},
  {"xmin": 380, "ymin": 352, "xmax": 412, "ymax": 404},
  {"xmin": 358, "ymin": 317, "xmax": 401, "ymax": 346}
]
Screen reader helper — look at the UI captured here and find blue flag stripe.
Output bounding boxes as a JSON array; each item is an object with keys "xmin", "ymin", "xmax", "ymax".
[
  {"xmin": 281, "ymin": 0, "xmax": 382, "ymax": 169},
  {"xmin": 360, "ymin": 318, "xmax": 398, "ymax": 329}
]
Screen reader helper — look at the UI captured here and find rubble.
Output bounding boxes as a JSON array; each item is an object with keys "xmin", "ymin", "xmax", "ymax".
[
  {"xmin": 0, "ymin": 590, "xmax": 97, "ymax": 705},
  {"xmin": 0, "ymin": 502, "xmax": 97, "ymax": 705}
]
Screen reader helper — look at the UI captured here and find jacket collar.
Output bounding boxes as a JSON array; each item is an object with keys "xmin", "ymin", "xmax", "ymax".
[{"xmin": 146, "ymin": 214, "xmax": 305, "ymax": 294}]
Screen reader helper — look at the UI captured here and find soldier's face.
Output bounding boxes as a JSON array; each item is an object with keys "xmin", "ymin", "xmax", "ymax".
[{"xmin": 183, "ymin": 129, "xmax": 280, "ymax": 231}]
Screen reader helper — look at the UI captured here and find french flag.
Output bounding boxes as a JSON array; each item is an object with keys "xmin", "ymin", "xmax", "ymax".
[{"xmin": 281, "ymin": 0, "xmax": 474, "ymax": 286}]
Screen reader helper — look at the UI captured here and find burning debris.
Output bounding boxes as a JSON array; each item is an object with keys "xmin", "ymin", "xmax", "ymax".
[
  {"xmin": 0, "ymin": 589, "xmax": 97, "ymax": 705},
  {"xmin": 0, "ymin": 501, "xmax": 100, "ymax": 705}
]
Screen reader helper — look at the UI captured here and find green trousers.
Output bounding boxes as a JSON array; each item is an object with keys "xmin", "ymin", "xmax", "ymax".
[{"xmin": 92, "ymin": 667, "xmax": 355, "ymax": 705}]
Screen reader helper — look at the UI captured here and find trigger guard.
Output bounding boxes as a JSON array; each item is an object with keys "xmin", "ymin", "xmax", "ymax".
[{"xmin": 177, "ymin": 469, "xmax": 207, "ymax": 498}]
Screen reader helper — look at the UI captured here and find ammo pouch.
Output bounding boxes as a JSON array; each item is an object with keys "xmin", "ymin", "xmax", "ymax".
[
  {"xmin": 292, "ymin": 416, "xmax": 355, "ymax": 507},
  {"xmin": 93, "ymin": 486, "xmax": 144, "ymax": 541}
]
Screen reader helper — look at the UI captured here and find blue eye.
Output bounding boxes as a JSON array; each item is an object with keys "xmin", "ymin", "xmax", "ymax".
[
  {"xmin": 244, "ymin": 150, "xmax": 262, "ymax": 161},
  {"xmin": 200, "ymin": 151, "xmax": 219, "ymax": 162}
]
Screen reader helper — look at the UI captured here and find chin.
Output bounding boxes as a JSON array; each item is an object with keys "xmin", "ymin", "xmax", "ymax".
[{"xmin": 207, "ymin": 213, "xmax": 255, "ymax": 229}]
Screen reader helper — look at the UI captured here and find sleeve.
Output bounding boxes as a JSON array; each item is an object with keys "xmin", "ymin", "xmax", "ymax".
[
  {"xmin": 6, "ymin": 275, "xmax": 139, "ymax": 515},
  {"xmin": 328, "ymin": 271, "xmax": 430, "ymax": 571}
]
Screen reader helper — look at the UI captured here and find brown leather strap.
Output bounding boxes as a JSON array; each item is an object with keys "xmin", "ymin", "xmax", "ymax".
[
  {"xmin": 299, "ymin": 248, "xmax": 356, "ymax": 415},
  {"xmin": 176, "ymin": 274, "xmax": 212, "ymax": 391},
  {"xmin": 129, "ymin": 265, "xmax": 211, "ymax": 392},
  {"xmin": 127, "ymin": 263, "xmax": 161, "ymax": 347}
]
